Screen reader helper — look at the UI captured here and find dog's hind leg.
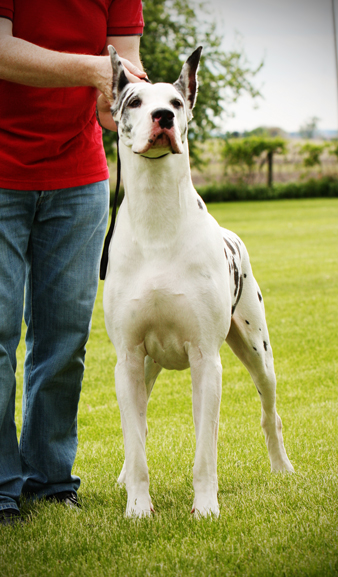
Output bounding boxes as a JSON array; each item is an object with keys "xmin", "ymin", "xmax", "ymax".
[
  {"xmin": 226, "ymin": 254, "xmax": 294, "ymax": 473},
  {"xmin": 117, "ymin": 356, "xmax": 162, "ymax": 486}
]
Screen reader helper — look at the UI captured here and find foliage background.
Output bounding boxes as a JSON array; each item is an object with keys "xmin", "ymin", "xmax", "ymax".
[{"xmin": 103, "ymin": 0, "xmax": 262, "ymax": 164}]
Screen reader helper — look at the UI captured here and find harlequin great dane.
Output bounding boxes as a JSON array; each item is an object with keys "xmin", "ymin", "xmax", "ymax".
[{"xmin": 103, "ymin": 46, "xmax": 294, "ymax": 518}]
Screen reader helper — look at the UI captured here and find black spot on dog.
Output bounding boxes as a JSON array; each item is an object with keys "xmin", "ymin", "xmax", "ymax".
[
  {"xmin": 257, "ymin": 292, "xmax": 263, "ymax": 302},
  {"xmin": 118, "ymin": 73, "xmax": 129, "ymax": 94},
  {"xmin": 121, "ymin": 90, "xmax": 140, "ymax": 115},
  {"xmin": 245, "ymin": 320, "xmax": 250, "ymax": 325},
  {"xmin": 231, "ymin": 274, "xmax": 243, "ymax": 316},
  {"xmin": 197, "ymin": 198, "xmax": 204, "ymax": 210},
  {"xmin": 233, "ymin": 261, "xmax": 239, "ymax": 296},
  {"xmin": 238, "ymin": 274, "xmax": 243, "ymax": 300},
  {"xmin": 223, "ymin": 238, "xmax": 236, "ymax": 255},
  {"xmin": 233, "ymin": 240, "xmax": 241, "ymax": 257},
  {"xmin": 244, "ymin": 274, "xmax": 247, "ymax": 278},
  {"xmin": 263, "ymin": 341, "xmax": 268, "ymax": 351},
  {"xmin": 253, "ymin": 346, "xmax": 257, "ymax": 352},
  {"xmin": 122, "ymin": 123, "xmax": 132, "ymax": 136}
]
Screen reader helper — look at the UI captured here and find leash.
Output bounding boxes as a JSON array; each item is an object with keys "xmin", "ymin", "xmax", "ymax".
[
  {"xmin": 100, "ymin": 131, "xmax": 121, "ymax": 281},
  {"xmin": 99, "ymin": 78, "xmax": 151, "ymax": 280}
]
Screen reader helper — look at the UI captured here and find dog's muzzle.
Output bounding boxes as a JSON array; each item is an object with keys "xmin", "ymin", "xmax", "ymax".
[
  {"xmin": 151, "ymin": 108, "xmax": 174, "ymax": 130},
  {"xmin": 132, "ymin": 109, "xmax": 184, "ymax": 157}
]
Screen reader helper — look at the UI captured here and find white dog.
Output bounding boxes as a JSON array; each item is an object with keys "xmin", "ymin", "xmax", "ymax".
[{"xmin": 103, "ymin": 46, "xmax": 294, "ymax": 518}]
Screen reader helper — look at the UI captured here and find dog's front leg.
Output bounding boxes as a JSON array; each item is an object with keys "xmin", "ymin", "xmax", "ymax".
[
  {"xmin": 190, "ymin": 353, "xmax": 222, "ymax": 518},
  {"xmin": 117, "ymin": 356, "xmax": 162, "ymax": 486},
  {"xmin": 115, "ymin": 354, "xmax": 154, "ymax": 517}
]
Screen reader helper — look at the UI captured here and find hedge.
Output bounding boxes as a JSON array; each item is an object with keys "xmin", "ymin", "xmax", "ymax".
[
  {"xmin": 196, "ymin": 176, "xmax": 338, "ymax": 203},
  {"xmin": 110, "ymin": 176, "xmax": 338, "ymax": 207}
]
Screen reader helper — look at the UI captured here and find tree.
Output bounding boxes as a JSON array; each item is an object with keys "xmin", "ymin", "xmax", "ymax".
[
  {"xmin": 299, "ymin": 116, "xmax": 320, "ymax": 139},
  {"xmin": 222, "ymin": 136, "xmax": 287, "ymax": 186},
  {"xmin": 244, "ymin": 126, "xmax": 288, "ymax": 138},
  {"xmin": 298, "ymin": 142, "xmax": 327, "ymax": 168},
  {"xmin": 328, "ymin": 140, "xmax": 338, "ymax": 161},
  {"xmin": 103, "ymin": 0, "xmax": 263, "ymax": 166}
]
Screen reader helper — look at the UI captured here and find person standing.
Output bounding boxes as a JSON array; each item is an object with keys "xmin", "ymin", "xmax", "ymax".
[{"xmin": 0, "ymin": 0, "xmax": 145, "ymax": 525}]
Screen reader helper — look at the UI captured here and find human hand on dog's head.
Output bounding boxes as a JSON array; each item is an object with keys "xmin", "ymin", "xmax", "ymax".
[
  {"xmin": 96, "ymin": 55, "xmax": 148, "ymax": 131},
  {"xmin": 96, "ymin": 55, "xmax": 147, "ymax": 103},
  {"xmin": 121, "ymin": 57, "xmax": 148, "ymax": 85}
]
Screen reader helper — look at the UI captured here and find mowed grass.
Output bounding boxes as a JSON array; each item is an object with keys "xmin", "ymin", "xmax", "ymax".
[{"xmin": 1, "ymin": 198, "xmax": 337, "ymax": 576}]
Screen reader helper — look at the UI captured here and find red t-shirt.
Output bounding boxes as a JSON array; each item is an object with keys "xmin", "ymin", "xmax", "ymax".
[{"xmin": 0, "ymin": 0, "xmax": 144, "ymax": 190}]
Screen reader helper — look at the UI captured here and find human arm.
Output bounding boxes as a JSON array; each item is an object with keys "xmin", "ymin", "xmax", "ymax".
[{"xmin": 0, "ymin": 18, "xmax": 145, "ymax": 102}]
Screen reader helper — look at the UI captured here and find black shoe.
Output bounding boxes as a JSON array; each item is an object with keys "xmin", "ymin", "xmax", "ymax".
[
  {"xmin": 45, "ymin": 491, "xmax": 80, "ymax": 508},
  {"xmin": 0, "ymin": 508, "xmax": 22, "ymax": 526}
]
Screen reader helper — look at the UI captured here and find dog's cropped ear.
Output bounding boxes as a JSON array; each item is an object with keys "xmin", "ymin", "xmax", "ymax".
[
  {"xmin": 174, "ymin": 46, "xmax": 202, "ymax": 121},
  {"xmin": 108, "ymin": 45, "xmax": 130, "ymax": 116}
]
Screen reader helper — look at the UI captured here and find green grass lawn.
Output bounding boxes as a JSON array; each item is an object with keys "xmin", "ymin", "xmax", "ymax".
[{"xmin": 2, "ymin": 198, "xmax": 337, "ymax": 576}]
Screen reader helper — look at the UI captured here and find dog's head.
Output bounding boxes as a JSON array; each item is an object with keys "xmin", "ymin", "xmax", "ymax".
[{"xmin": 109, "ymin": 46, "xmax": 202, "ymax": 158}]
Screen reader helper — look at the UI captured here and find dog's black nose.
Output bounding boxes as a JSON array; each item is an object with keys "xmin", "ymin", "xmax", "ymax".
[{"xmin": 151, "ymin": 108, "xmax": 174, "ymax": 129}]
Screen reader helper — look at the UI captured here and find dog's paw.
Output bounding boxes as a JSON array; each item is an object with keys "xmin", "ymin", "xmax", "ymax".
[
  {"xmin": 191, "ymin": 495, "xmax": 219, "ymax": 519},
  {"xmin": 126, "ymin": 495, "xmax": 155, "ymax": 518},
  {"xmin": 271, "ymin": 457, "xmax": 295, "ymax": 473}
]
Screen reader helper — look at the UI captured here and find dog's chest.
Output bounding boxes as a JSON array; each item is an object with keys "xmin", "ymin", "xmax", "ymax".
[
  {"xmin": 107, "ymin": 253, "xmax": 230, "ymax": 370},
  {"xmin": 103, "ymin": 204, "xmax": 234, "ymax": 368},
  {"xmin": 130, "ymin": 283, "xmax": 197, "ymax": 369}
]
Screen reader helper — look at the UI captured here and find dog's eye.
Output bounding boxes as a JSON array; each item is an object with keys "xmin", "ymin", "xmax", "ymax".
[
  {"xmin": 128, "ymin": 98, "xmax": 142, "ymax": 109},
  {"xmin": 171, "ymin": 99, "xmax": 183, "ymax": 109}
]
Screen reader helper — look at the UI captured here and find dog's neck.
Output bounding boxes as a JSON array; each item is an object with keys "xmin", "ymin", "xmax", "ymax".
[{"xmin": 119, "ymin": 139, "xmax": 196, "ymax": 248}]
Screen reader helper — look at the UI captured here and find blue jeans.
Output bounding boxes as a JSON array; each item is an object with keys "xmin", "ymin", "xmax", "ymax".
[{"xmin": 0, "ymin": 181, "xmax": 109, "ymax": 512}]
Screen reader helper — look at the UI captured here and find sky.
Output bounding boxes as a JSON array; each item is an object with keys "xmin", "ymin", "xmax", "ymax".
[{"xmin": 201, "ymin": 0, "xmax": 337, "ymax": 134}]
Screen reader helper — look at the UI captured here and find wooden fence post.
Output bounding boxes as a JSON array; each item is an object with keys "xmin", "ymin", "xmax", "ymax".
[{"xmin": 267, "ymin": 150, "xmax": 273, "ymax": 187}]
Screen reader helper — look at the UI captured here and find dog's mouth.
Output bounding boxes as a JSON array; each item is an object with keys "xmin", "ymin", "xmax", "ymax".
[
  {"xmin": 149, "ymin": 132, "xmax": 171, "ymax": 149},
  {"xmin": 133, "ymin": 127, "xmax": 184, "ymax": 158}
]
